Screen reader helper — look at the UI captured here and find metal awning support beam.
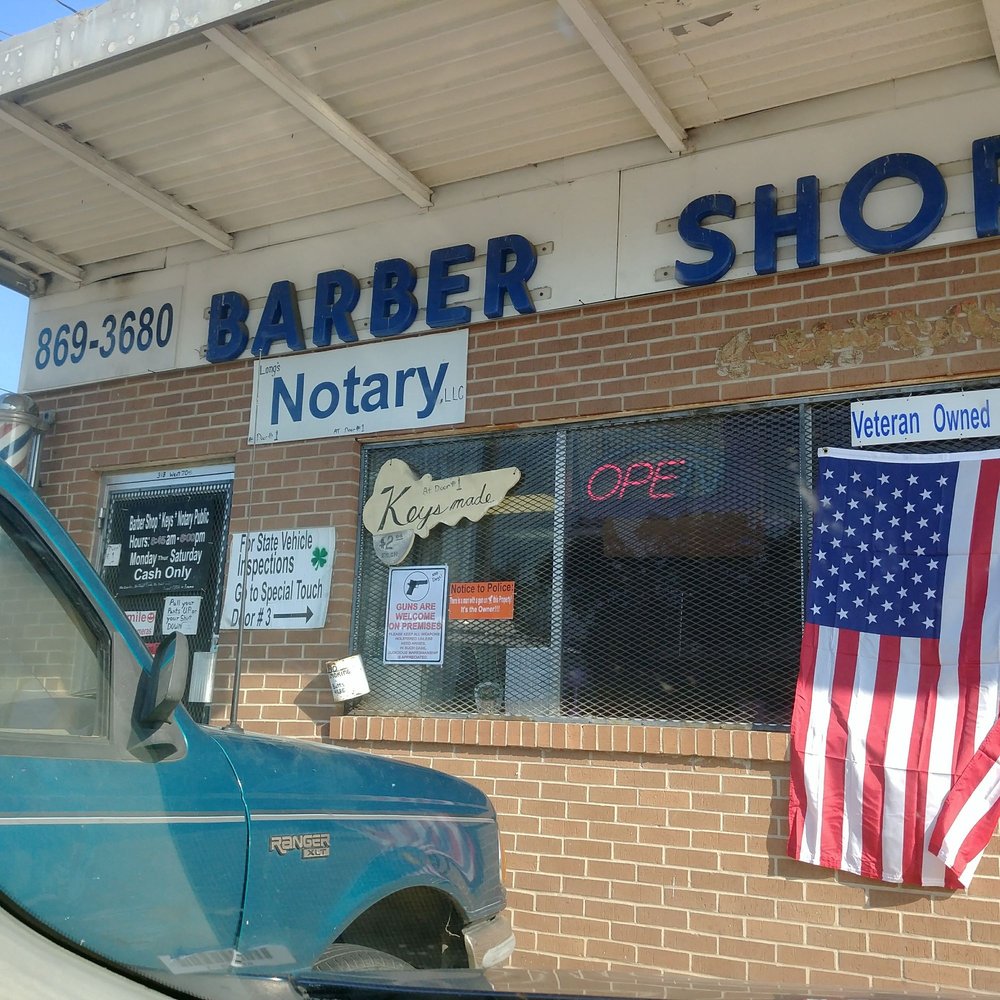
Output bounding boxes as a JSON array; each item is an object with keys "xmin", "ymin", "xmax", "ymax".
[
  {"xmin": 0, "ymin": 100, "xmax": 235, "ymax": 253},
  {"xmin": 555, "ymin": 0, "xmax": 687, "ymax": 154},
  {"xmin": 0, "ymin": 257, "xmax": 44, "ymax": 296},
  {"xmin": 205, "ymin": 24, "xmax": 433, "ymax": 208},
  {"xmin": 0, "ymin": 226, "xmax": 82, "ymax": 284},
  {"xmin": 984, "ymin": 0, "xmax": 1000, "ymax": 69}
]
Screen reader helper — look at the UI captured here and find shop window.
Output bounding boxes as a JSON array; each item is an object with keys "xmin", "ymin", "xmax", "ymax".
[
  {"xmin": 355, "ymin": 432, "xmax": 557, "ymax": 717},
  {"xmin": 354, "ymin": 385, "xmax": 1000, "ymax": 728},
  {"xmin": 560, "ymin": 408, "xmax": 803, "ymax": 727},
  {"xmin": 355, "ymin": 405, "xmax": 804, "ymax": 728}
]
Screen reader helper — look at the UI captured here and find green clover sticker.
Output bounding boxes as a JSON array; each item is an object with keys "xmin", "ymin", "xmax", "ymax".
[{"xmin": 311, "ymin": 547, "xmax": 328, "ymax": 569}]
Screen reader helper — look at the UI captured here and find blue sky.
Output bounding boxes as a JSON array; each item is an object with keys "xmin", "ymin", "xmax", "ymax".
[{"xmin": 0, "ymin": 0, "xmax": 88, "ymax": 393}]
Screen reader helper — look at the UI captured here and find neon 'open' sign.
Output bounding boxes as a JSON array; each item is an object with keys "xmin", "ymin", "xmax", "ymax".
[{"xmin": 586, "ymin": 460, "xmax": 686, "ymax": 502}]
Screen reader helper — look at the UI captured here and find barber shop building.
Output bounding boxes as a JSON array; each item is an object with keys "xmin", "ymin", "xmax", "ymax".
[{"xmin": 6, "ymin": 0, "xmax": 1000, "ymax": 992}]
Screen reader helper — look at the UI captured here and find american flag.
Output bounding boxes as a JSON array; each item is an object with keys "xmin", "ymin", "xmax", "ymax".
[{"xmin": 788, "ymin": 447, "xmax": 1000, "ymax": 888}]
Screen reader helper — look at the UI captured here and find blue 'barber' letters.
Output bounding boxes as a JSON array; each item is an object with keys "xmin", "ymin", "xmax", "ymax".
[{"xmin": 206, "ymin": 233, "xmax": 537, "ymax": 364}]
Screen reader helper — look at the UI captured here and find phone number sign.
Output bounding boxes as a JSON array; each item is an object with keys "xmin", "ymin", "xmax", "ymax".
[{"xmin": 22, "ymin": 288, "xmax": 182, "ymax": 391}]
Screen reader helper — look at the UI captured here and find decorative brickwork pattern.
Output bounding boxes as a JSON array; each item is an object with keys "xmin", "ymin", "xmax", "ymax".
[{"xmin": 30, "ymin": 237, "xmax": 1000, "ymax": 991}]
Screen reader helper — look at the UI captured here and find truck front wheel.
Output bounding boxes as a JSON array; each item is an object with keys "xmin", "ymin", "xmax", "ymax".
[
  {"xmin": 313, "ymin": 943, "xmax": 413, "ymax": 972},
  {"xmin": 320, "ymin": 887, "xmax": 468, "ymax": 969}
]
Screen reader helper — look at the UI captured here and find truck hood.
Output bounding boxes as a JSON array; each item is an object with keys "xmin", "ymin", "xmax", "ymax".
[
  {"xmin": 205, "ymin": 724, "xmax": 505, "ymax": 957},
  {"xmin": 206, "ymin": 724, "xmax": 494, "ymax": 819}
]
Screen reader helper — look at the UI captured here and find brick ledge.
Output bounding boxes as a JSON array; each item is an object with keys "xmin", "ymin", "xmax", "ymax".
[{"xmin": 328, "ymin": 715, "xmax": 789, "ymax": 762}]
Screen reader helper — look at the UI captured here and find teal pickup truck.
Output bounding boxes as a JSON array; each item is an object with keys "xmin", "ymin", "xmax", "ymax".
[{"xmin": 0, "ymin": 458, "xmax": 514, "ymax": 977}]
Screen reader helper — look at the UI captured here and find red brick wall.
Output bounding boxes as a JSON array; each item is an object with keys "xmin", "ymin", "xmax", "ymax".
[
  {"xmin": 31, "ymin": 237, "xmax": 1000, "ymax": 990},
  {"xmin": 330, "ymin": 717, "xmax": 1000, "ymax": 993}
]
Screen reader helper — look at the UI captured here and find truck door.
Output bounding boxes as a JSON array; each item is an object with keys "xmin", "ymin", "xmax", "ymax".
[{"xmin": 0, "ymin": 488, "xmax": 248, "ymax": 974}]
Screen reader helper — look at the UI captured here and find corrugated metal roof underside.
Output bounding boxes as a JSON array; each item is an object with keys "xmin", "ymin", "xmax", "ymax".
[{"xmin": 0, "ymin": 0, "xmax": 995, "ymax": 282}]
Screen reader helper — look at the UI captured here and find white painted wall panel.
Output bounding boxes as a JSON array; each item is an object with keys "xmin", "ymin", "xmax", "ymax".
[
  {"xmin": 23, "ymin": 169, "xmax": 620, "ymax": 390},
  {"xmin": 616, "ymin": 88, "xmax": 1000, "ymax": 299}
]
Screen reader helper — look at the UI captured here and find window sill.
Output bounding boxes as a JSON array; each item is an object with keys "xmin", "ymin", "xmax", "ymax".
[{"xmin": 327, "ymin": 715, "xmax": 790, "ymax": 763}]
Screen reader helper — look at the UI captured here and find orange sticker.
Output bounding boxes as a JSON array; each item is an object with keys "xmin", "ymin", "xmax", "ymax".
[{"xmin": 448, "ymin": 581, "xmax": 515, "ymax": 620}]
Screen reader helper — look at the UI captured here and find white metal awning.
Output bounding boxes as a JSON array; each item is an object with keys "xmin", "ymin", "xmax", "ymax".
[{"xmin": 0, "ymin": 0, "xmax": 997, "ymax": 296}]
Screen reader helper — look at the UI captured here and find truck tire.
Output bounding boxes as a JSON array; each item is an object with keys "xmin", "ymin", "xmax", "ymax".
[{"xmin": 313, "ymin": 943, "xmax": 413, "ymax": 972}]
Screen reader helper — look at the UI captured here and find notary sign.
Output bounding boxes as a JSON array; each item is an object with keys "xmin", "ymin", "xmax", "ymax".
[
  {"xmin": 248, "ymin": 329, "xmax": 468, "ymax": 445},
  {"xmin": 221, "ymin": 527, "xmax": 334, "ymax": 630},
  {"xmin": 851, "ymin": 390, "xmax": 1000, "ymax": 446}
]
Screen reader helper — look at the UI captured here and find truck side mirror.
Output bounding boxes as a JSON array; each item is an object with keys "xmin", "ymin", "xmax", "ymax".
[{"xmin": 140, "ymin": 632, "xmax": 190, "ymax": 726}]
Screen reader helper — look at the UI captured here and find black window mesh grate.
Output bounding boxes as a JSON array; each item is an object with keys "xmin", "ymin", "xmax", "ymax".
[{"xmin": 352, "ymin": 383, "xmax": 1000, "ymax": 729}]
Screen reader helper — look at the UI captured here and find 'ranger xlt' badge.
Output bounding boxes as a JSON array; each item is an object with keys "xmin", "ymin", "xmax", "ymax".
[{"xmin": 268, "ymin": 832, "xmax": 331, "ymax": 859}]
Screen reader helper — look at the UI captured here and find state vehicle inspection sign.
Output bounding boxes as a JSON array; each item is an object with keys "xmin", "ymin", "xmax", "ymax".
[{"xmin": 221, "ymin": 527, "xmax": 334, "ymax": 630}]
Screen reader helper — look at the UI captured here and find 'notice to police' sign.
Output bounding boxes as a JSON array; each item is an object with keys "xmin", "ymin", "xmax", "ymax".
[
  {"xmin": 851, "ymin": 389, "xmax": 1000, "ymax": 446},
  {"xmin": 221, "ymin": 527, "xmax": 334, "ymax": 630}
]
